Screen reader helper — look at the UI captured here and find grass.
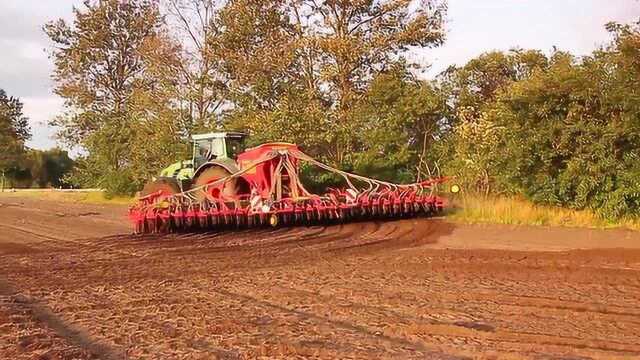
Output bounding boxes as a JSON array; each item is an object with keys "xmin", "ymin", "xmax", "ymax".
[
  {"xmin": 448, "ymin": 194, "xmax": 640, "ymax": 231},
  {"xmin": 0, "ymin": 190, "xmax": 133, "ymax": 206}
]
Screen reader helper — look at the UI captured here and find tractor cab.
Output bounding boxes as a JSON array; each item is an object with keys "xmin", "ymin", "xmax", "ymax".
[
  {"xmin": 192, "ymin": 132, "xmax": 247, "ymax": 169},
  {"xmin": 143, "ymin": 131, "xmax": 248, "ymax": 197}
]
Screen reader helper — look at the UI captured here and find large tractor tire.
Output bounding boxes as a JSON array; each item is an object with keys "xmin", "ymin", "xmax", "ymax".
[
  {"xmin": 140, "ymin": 177, "xmax": 180, "ymax": 197},
  {"xmin": 192, "ymin": 166, "xmax": 239, "ymax": 201}
]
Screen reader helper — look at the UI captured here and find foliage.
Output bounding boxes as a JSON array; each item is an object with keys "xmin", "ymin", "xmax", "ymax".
[
  {"xmin": 494, "ymin": 38, "xmax": 640, "ymax": 217},
  {"xmin": 217, "ymin": 0, "xmax": 447, "ymax": 164},
  {"xmin": 43, "ymin": 1, "xmax": 640, "ymax": 222},
  {"xmin": 0, "ymin": 89, "xmax": 30, "ymax": 175},
  {"xmin": 441, "ymin": 20, "xmax": 640, "ymax": 219},
  {"xmin": 22, "ymin": 149, "xmax": 75, "ymax": 188},
  {"xmin": 45, "ymin": 0, "xmax": 186, "ymax": 194},
  {"xmin": 164, "ymin": 0, "xmax": 230, "ymax": 131},
  {"xmin": 435, "ymin": 49, "xmax": 551, "ymax": 192},
  {"xmin": 2, "ymin": 148, "xmax": 75, "ymax": 189},
  {"xmin": 351, "ymin": 67, "xmax": 447, "ymax": 183}
]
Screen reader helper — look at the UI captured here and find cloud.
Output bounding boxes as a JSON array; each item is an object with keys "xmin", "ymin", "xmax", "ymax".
[
  {"xmin": 2, "ymin": 0, "xmax": 640, "ymax": 151},
  {"xmin": 418, "ymin": 0, "xmax": 640, "ymax": 77},
  {"xmin": 22, "ymin": 96, "xmax": 65, "ymax": 150},
  {"xmin": 0, "ymin": 0, "xmax": 82, "ymax": 150},
  {"xmin": 0, "ymin": 4, "xmax": 47, "ymax": 42},
  {"xmin": 0, "ymin": 39, "xmax": 51, "ymax": 98}
]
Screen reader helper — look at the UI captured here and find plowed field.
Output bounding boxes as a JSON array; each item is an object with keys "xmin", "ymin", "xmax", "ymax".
[{"xmin": 1, "ymin": 195, "xmax": 639, "ymax": 359}]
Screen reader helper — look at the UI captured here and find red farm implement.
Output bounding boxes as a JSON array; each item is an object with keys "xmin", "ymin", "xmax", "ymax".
[{"xmin": 129, "ymin": 138, "xmax": 452, "ymax": 234}]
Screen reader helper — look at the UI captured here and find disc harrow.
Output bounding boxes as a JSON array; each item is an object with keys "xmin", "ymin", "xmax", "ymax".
[{"xmin": 129, "ymin": 143, "xmax": 449, "ymax": 234}]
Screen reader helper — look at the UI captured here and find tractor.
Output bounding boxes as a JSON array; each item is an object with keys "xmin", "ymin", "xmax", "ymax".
[{"xmin": 140, "ymin": 132, "xmax": 250, "ymax": 199}]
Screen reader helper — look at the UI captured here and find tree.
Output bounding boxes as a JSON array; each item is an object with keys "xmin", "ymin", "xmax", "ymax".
[
  {"xmin": 0, "ymin": 89, "xmax": 30, "ymax": 175},
  {"xmin": 45, "ymin": 0, "xmax": 186, "ymax": 193},
  {"xmin": 439, "ymin": 20, "xmax": 640, "ymax": 218},
  {"xmin": 20, "ymin": 148, "xmax": 75, "ymax": 188},
  {"xmin": 216, "ymin": 0, "xmax": 447, "ymax": 164},
  {"xmin": 436, "ymin": 49, "xmax": 550, "ymax": 192},
  {"xmin": 301, "ymin": 0, "xmax": 446, "ymax": 163},
  {"xmin": 490, "ymin": 22, "xmax": 640, "ymax": 218},
  {"xmin": 352, "ymin": 67, "xmax": 447, "ymax": 182},
  {"xmin": 164, "ymin": 0, "xmax": 229, "ymax": 132}
]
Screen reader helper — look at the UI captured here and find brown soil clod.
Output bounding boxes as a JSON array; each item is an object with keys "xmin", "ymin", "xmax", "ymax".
[{"xmin": 452, "ymin": 321, "xmax": 495, "ymax": 332}]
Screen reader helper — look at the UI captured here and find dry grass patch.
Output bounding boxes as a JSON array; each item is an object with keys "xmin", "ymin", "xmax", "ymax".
[
  {"xmin": 449, "ymin": 194, "xmax": 640, "ymax": 230},
  {"xmin": 0, "ymin": 190, "xmax": 133, "ymax": 206}
]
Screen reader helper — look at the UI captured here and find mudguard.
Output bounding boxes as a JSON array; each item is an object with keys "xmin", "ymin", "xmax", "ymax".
[{"xmin": 193, "ymin": 158, "xmax": 239, "ymax": 179}]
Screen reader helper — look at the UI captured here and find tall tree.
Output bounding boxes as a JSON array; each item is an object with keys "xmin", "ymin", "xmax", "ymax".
[
  {"xmin": 164, "ymin": 0, "xmax": 228, "ymax": 132},
  {"xmin": 300, "ymin": 0, "xmax": 446, "ymax": 162},
  {"xmin": 436, "ymin": 49, "xmax": 549, "ymax": 193},
  {"xmin": 0, "ymin": 89, "xmax": 30, "ymax": 173},
  {"xmin": 216, "ymin": 0, "xmax": 447, "ymax": 163},
  {"xmin": 45, "ymin": 0, "xmax": 186, "ymax": 192}
]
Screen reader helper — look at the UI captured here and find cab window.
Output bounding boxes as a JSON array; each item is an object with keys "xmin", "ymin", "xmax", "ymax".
[
  {"xmin": 195, "ymin": 138, "xmax": 225, "ymax": 162},
  {"xmin": 196, "ymin": 140, "xmax": 211, "ymax": 159},
  {"xmin": 210, "ymin": 138, "xmax": 225, "ymax": 158}
]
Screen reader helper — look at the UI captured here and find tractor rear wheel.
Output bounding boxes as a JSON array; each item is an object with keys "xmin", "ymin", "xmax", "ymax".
[
  {"xmin": 192, "ymin": 166, "xmax": 237, "ymax": 201},
  {"xmin": 140, "ymin": 177, "xmax": 180, "ymax": 197}
]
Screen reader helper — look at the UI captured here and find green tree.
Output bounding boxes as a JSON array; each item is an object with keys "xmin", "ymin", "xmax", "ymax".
[
  {"xmin": 441, "ymin": 20, "xmax": 640, "ymax": 218},
  {"xmin": 217, "ymin": 0, "xmax": 446, "ymax": 164},
  {"xmin": 164, "ymin": 0, "xmax": 229, "ymax": 132},
  {"xmin": 213, "ymin": 0, "xmax": 322, "ymax": 151},
  {"xmin": 0, "ymin": 89, "xmax": 30, "ymax": 182},
  {"xmin": 45, "ymin": 0, "xmax": 186, "ymax": 194},
  {"xmin": 352, "ymin": 67, "xmax": 447, "ymax": 182},
  {"xmin": 303, "ymin": 0, "xmax": 446, "ymax": 163},
  {"xmin": 491, "ymin": 23, "xmax": 640, "ymax": 218},
  {"xmin": 437, "ymin": 49, "xmax": 549, "ymax": 192}
]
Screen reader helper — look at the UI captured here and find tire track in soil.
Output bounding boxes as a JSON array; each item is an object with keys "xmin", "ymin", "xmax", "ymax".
[
  {"xmin": 3, "ymin": 205, "xmax": 640, "ymax": 358},
  {"xmin": 243, "ymin": 269, "xmax": 640, "ymax": 356},
  {"xmin": 213, "ymin": 288, "xmax": 468, "ymax": 360},
  {"xmin": 0, "ymin": 279, "xmax": 125, "ymax": 360}
]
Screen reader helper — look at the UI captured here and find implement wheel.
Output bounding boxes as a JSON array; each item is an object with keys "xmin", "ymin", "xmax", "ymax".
[{"xmin": 268, "ymin": 213, "xmax": 279, "ymax": 227}]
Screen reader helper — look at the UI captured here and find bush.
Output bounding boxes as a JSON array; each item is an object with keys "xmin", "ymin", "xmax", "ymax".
[
  {"xmin": 439, "ymin": 22, "xmax": 640, "ymax": 220},
  {"xmin": 100, "ymin": 170, "xmax": 140, "ymax": 198}
]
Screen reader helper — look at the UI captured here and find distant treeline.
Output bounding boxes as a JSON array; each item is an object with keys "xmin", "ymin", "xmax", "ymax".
[
  {"xmin": 1, "ymin": 147, "xmax": 74, "ymax": 189},
  {"xmin": 1, "ymin": 88, "xmax": 74, "ymax": 189},
  {"xmin": 4, "ymin": 1, "xmax": 639, "ymax": 219}
]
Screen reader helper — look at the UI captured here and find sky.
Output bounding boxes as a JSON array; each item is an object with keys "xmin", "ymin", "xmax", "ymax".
[{"xmin": 0, "ymin": 0, "xmax": 639, "ymax": 151}]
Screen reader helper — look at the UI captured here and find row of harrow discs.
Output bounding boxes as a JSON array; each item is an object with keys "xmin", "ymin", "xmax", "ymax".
[{"xmin": 131, "ymin": 190, "xmax": 446, "ymax": 234}]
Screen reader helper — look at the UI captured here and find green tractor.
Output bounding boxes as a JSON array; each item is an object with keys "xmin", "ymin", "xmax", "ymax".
[{"xmin": 140, "ymin": 132, "xmax": 249, "ymax": 198}]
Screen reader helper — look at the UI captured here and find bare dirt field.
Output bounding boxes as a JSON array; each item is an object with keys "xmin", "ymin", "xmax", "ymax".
[{"xmin": 1, "ymin": 195, "xmax": 639, "ymax": 359}]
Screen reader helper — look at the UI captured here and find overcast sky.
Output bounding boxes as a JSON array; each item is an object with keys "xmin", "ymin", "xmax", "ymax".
[{"xmin": 1, "ymin": 0, "xmax": 639, "ymax": 151}]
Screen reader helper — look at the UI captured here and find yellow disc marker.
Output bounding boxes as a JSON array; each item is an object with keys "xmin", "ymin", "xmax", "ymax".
[
  {"xmin": 269, "ymin": 214, "xmax": 279, "ymax": 227},
  {"xmin": 450, "ymin": 184, "xmax": 461, "ymax": 194}
]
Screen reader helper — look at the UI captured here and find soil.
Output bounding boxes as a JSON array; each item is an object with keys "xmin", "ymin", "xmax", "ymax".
[{"xmin": 1, "ymin": 195, "xmax": 639, "ymax": 359}]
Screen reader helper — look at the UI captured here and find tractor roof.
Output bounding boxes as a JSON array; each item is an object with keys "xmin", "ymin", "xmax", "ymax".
[{"xmin": 191, "ymin": 132, "xmax": 247, "ymax": 141}]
